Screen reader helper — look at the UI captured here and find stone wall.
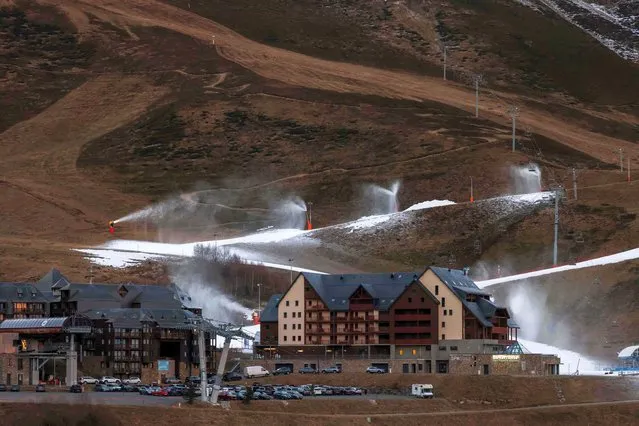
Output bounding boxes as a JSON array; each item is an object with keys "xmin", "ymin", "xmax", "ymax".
[
  {"xmin": 0, "ymin": 353, "xmax": 23, "ymax": 384},
  {"xmin": 247, "ymin": 353, "xmax": 560, "ymax": 376}
]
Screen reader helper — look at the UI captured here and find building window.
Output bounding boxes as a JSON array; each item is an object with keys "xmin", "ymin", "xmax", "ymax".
[
  {"xmin": 298, "ymin": 336, "xmax": 301, "ymax": 341},
  {"xmin": 450, "ymin": 346, "xmax": 458, "ymax": 351},
  {"xmin": 443, "ymin": 310, "xmax": 447, "ymax": 316},
  {"xmin": 442, "ymin": 297, "xmax": 446, "ymax": 308},
  {"xmin": 421, "ymin": 297, "xmax": 425, "ymax": 303},
  {"xmin": 286, "ymin": 301, "xmax": 290, "ymax": 307},
  {"xmin": 412, "ymin": 349, "xmax": 417, "ymax": 355},
  {"xmin": 284, "ymin": 336, "xmax": 287, "ymax": 342},
  {"xmin": 435, "ymin": 285, "xmax": 439, "ymax": 296},
  {"xmin": 298, "ymin": 312, "xmax": 301, "ymax": 317},
  {"xmin": 283, "ymin": 324, "xmax": 287, "ymax": 330},
  {"xmin": 295, "ymin": 300, "xmax": 299, "ymax": 306},
  {"xmin": 308, "ymin": 301, "xmax": 312, "ymax": 306},
  {"xmin": 448, "ymin": 309, "xmax": 453, "ymax": 315},
  {"xmin": 265, "ymin": 324, "xmax": 270, "ymax": 330},
  {"xmin": 13, "ymin": 302, "xmax": 27, "ymax": 313},
  {"xmin": 17, "ymin": 359, "xmax": 23, "ymax": 370},
  {"xmin": 408, "ymin": 297, "xmax": 412, "ymax": 303},
  {"xmin": 283, "ymin": 312, "xmax": 287, "ymax": 318},
  {"xmin": 442, "ymin": 322, "xmax": 446, "ymax": 328},
  {"xmin": 399, "ymin": 349, "xmax": 404, "ymax": 355},
  {"xmin": 442, "ymin": 334, "xmax": 446, "ymax": 340}
]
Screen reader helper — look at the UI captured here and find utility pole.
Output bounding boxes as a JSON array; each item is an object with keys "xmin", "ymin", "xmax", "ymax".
[
  {"xmin": 628, "ymin": 157, "xmax": 631, "ymax": 182},
  {"xmin": 288, "ymin": 258, "xmax": 294, "ymax": 284},
  {"xmin": 197, "ymin": 324, "xmax": 207, "ymax": 402},
  {"xmin": 553, "ymin": 189, "xmax": 560, "ymax": 266},
  {"xmin": 257, "ymin": 283, "xmax": 262, "ymax": 317},
  {"xmin": 572, "ymin": 168, "xmax": 577, "ymax": 200},
  {"xmin": 470, "ymin": 177, "xmax": 474, "ymax": 202},
  {"xmin": 509, "ymin": 106, "xmax": 520, "ymax": 152},
  {"xmin": 619, "ymin": 148, "xmax": 623, "ymax": 172},
  {"xmin": 443, "ymin": 45, "xmax": 448, "ymax": 81},
  {"xmin": 473, "ymin": 74, "xmax": 483, "ymax": 118}
]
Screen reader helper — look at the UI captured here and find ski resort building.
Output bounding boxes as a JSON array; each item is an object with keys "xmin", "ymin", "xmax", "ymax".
[
  {"xmin": 0, "ymin": 269, "xmax": 214, "ymax": 385},
  {"xmin": 255, "ymin": 267, "xmax": 560, "ymax": 375}
]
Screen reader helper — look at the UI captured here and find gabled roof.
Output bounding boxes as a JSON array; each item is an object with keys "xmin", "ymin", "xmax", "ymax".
[
  {"xmin": 260, "ymin": 294, "xmax": 282, "ymax": 322},
  {"xmin": 428, "ymin": 267, "xmax": 510, "ymax": 328},
  {"xmin": 38, "ymin": 268, "xmax": 70, "ymax": 287},
  {"xmin": 84, "ymin": 308, "xmax": 197, "ymax": 329},
  {"xmin": 300, "ymin": 271, "xmax": 423, "ymax": 311}
]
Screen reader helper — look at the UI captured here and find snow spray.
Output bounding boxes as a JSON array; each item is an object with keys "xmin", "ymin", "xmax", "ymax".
[
  {"xmin": 365, "ymin": 180, "xmax": 401, "ymax": 215},
  {"xmin": 510, "ymin": 163, "xmax": 541, "ymax": 194}
]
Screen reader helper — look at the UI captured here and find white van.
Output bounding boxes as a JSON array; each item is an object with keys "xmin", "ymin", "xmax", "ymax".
[
  {"xmin": 411, "ymin": 383, "xmax": 434, "ymax": 399},
  {"xmin": 244, "ymin": 366, "xmax": 270, "ymax": 378}
]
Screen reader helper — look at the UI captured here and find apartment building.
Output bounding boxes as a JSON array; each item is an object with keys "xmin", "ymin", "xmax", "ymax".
[
  {"xmin": 257, "ymin": 266, "xmax": 519, "ymax": 357},
  {"xmin": 0, "ymin": 269, "xmax": 213, "ymax": 384}
]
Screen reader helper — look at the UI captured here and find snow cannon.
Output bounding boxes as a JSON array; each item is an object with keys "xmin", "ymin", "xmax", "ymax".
[{"xmin": 108, "ymin": 220, "xmax": 115, "ymax": 234}]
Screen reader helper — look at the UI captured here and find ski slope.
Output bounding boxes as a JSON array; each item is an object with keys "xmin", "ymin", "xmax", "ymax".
[{"xmin": 476, "ymin": 247, "xmax": 639, "ymax": 288}]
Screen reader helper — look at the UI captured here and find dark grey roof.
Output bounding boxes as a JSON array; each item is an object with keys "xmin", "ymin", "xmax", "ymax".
[
  {"xmin": 298, "ymin": 271, "xmax": 423, "ymax": 311},
  {"xmin": 429, "ymin": 267, "xmax": 510, "ymax": 329},
  {"xmin": 83, "ymin": 308, "xmax": 197, "ymax": 329},
  {"xmin": 260, "ymin": 294, "xmax": 282, "ymax": 322},
  {"xmin": 0, "ymin": 283, "xmax": 50, "ymax": 302},
  {"xmin": 38, "ymin": 269, "xmax": 69, "ymax": 286},
  {"xmin": 0, "ymin": 317, "xmax": 68, "ymax": 330},
  {"xmin": 507, "ymin": 318, "xmax": 520, "ymax": 329}
]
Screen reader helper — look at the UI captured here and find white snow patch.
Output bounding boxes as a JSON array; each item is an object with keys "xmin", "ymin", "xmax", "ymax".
[
  {"xmin": 340, "ymin": 214, "xmax": 392, "ymax": 231},
  {"xmin": 403, "ymin": 200, "xmax": 456, "ymax": 212},
  {"xmin": 75, "ymin": 249, "xmax": 166, "ymax": 268},
  {"xmin": 519, "ymin": 338, "xmax": 601, "ymax": 374},
  {"xmin": 477, "ymin": 247, "xmax": 639, "ymax": 287}
]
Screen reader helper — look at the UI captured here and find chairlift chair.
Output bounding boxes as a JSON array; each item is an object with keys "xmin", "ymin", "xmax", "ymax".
[{"xmin": 527, "ymin": 162, "xmax": 537, "ymax": 172}]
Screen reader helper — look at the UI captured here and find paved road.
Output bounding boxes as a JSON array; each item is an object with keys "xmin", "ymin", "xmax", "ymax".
[{"xmin": 0, "ymin": 391, "xmax": 404, "ymax": 406}]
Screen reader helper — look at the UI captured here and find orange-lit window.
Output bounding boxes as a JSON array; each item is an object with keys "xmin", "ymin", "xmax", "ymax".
[{"xmin": 13, "ymin": 303, "xmax": 27, "ymax": 313}]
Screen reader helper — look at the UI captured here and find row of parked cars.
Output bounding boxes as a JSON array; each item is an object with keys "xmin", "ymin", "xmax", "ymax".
[
  {"xmin": 79, "ymin": 376, "xmax": 142, "ymax": 385},
  {"xmin": 217, "ymin": 383, "xmax": 365, "ymax": 401},
  {"xmin": 0, "ymin": 384, "xmax": 46, "ymax": 392},
  {"xmin": 266, "ymin": 365, "xmax": 387, "ymax": 376}
]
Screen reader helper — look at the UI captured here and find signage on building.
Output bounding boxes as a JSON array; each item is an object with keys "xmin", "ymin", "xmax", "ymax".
[
  {"xmin": 492, "ymin": 355, "xmax": 520, "ymax": 362},
  {"xmin": 158, "ymin": 360, "xmax": 169, "ymax": 371}
]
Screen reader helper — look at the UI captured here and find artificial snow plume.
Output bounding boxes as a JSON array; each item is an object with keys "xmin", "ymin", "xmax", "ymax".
[
  {"xmin": 172, "ymin": 262, "xmax": 253, "ymax": 323},
  {"xmin": 340, "ymin": 214, "xmax": 392, "ymax": 231},
  {"xmin": 364, "ymin": 180, "xmax": 401, "ymax": 215},
  {"xmin": 510, "ymin": 163, "xmax": 542, "ymax": 194},
  {"xmin": 518, "ymin": 338, "xmax": 601, "ymax": 375},
  {"xmin": 271, "ymin": 196, "xmax": 307, "ymax": 229},
  {"xmin": 115, "ymin": 196, "xmax": 199, "ymax": 224}
]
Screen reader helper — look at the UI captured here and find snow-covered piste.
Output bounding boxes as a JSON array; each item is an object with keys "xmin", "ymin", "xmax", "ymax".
[{"xmin": 476, "ymin": 247, "xmax": 639, "ymax": 288}]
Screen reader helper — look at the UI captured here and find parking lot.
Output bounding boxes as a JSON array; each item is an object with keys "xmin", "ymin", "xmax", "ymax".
[{"xmin": 0, "ymin": 390, "xmax": 405, "ymax": 406}]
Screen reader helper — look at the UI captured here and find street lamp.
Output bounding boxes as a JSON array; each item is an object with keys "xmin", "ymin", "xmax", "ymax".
[{"xmin": 257, "ymin": 283, "xmax": 262, "ymax": 317}]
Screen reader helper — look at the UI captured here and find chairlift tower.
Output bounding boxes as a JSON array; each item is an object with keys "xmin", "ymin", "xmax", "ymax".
[{"xmin": 508, "ymin": 106, "xmax": 520, "ymax": 152}]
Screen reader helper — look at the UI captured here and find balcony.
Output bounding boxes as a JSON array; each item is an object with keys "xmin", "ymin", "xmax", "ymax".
[
  {"xmin": 306, "ymin": 317, "xmax": 329, "ymax": 323},
  {"xmin": 394, "ymin": 326, "xmax": 430, "ymax": 334},
  {"xmin": 394, "ymin": 314, "xmax": 431, "ymax": 322},
  {"xmin": 306, "ymin": 329, "xmax": 327, "ymax": 335},
  {"xmin": 306, "ymin": 305, "xmax": 327, "ymax": 311},
  {"xmin": 349, "ymin": 303, "xmax": 374, "ymax": 311},
  {"xmin": 492, "ymin": 326, "xmax": 508, "ymax": 335}
]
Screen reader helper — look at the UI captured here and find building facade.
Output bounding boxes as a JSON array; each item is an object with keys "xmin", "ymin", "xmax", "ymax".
[
  {"xmin": 0, "ymin": 269, "xmax": 214, "ymax": 385},
  {"xmin": 253, "ymin": 266, "xmax": 550, "ymax": 375}
]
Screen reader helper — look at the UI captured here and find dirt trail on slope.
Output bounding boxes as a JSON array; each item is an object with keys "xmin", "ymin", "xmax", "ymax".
[
  {"xmin": 40, "ymin": 0, "xmax": 639, "ymax": 163},
  {"xmin": 0, "ymin": 75, "xmax": 168, "ymax": 238}
]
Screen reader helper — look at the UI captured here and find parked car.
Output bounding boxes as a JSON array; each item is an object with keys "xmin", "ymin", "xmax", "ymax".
[
  {"xmin": 366, "ymin": 366, "xmax": 386, "ymax": 374},
  {"xmin": 298, "ymin": 367, "xmax": 317, "ymax": 374},
  {"xmin": 321, "ymin": 366, "xmax": 341, "ymax": 374},
  {"xmin": 121, "ymin": 384, "xmax": 138, "ymax": 392},
  {"xmin": 163, "ymin": 377, "xmax": 182, "ymax": 385},
  {"xmin": 122, "ymin": 377, "xmax": 141, "ymax": 385},
  {"xmin": 106, "ymin": 383, "xmax": 122, "ymax": 392},
  {"xmin": 273, "ymin": 367, "xmax": 292, "ymax": 376},
  {"xmin": 79, "ymin": 376, "xmax": 98, "ymax": 385},
  {"xmin": 94, "ymin": 384, "xmax": 109, "ymax": 392},
  {"xmin": 35, "ymin": 384, "xmax": 46, "ymax": 392},
  {"xmin": 10, "ymin": 384, "xmax": 20, "ymax": 392},
  {"xmin": 152, "ymin": 387, "xmax": 169, "ymax": 397},
  {"xmin": 99, "ymin": 376, "xmax": 120, "ymax": 384},
  {"xmin": 273, "ymin": 390, "xmax": 292, "ymax": 400},
  {"xmin": 411, "ymin": 383, "xmax": 434, "ymax": 399},
  {"xmin": 0, "ymin": 384, "xmax": 6, "ymax": 392},
  {"xmin": 69, "ymin": 384, "xmax": 83, "ymax": 393},
  {"xmin": 222, "ymin": 372, "xmax": 242, "ymax": 382},
  {"xmin": 167, "ymin": 385, "xmax": 185, "ymax": 396}
]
